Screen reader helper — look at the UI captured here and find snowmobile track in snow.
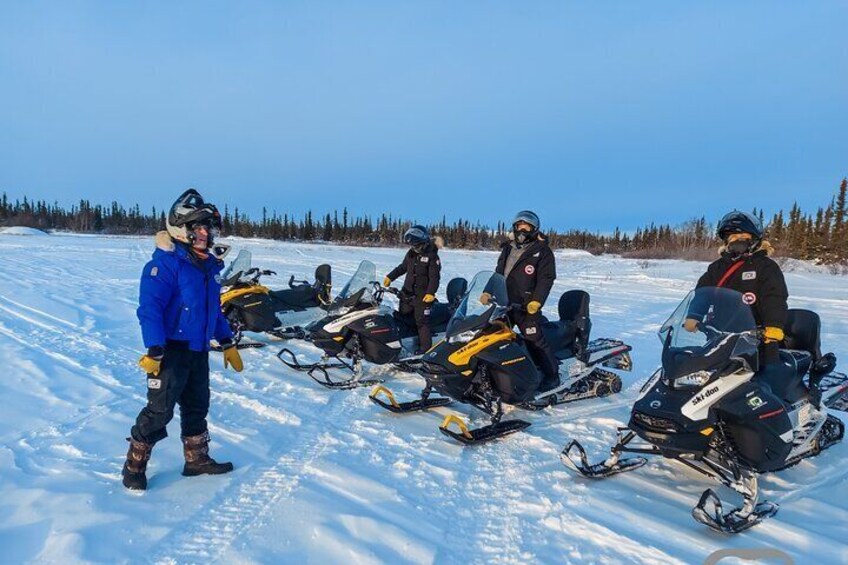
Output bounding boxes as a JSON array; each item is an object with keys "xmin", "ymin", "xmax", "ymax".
[{"xmin": 151, "ymin": 383, "xmax": 360, "ymax": 564}]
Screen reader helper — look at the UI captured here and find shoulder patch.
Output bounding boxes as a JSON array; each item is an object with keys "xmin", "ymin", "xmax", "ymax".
[
  {"xmin": 150, "ymin": 266, "xmax": 159, "ymax": 277},
  {"xmin": 742, "ymin": 271, "xmax": 757, "ymax": 281}
]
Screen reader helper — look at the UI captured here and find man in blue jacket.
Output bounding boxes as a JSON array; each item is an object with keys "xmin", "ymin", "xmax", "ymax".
[{"xmin": 122, "ymin": 189, "xmax": 244, "ymax": 491}]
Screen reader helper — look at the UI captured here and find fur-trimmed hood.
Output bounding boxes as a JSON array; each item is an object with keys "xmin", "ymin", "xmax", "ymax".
[
  {"xmin": 719, "ymin": 239, "xmax": 774, "ymax": 257},
  {"xmin": 155, "ymin": 230, "xmax": 175, "ymax": 252},
  {"xmin": 432, "ymin": 235, "xmax": 444, "ymax": 249}
]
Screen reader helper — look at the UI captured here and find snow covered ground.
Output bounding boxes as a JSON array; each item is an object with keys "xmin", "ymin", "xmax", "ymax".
[{"xmin": 1, "ymin": 233, "xmax": 846, "ymax": 564}]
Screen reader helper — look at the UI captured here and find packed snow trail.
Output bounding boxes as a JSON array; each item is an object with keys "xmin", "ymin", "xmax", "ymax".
[{"xmin": 0, "ymin": 233, "xmax": 846, "ymax": 564}]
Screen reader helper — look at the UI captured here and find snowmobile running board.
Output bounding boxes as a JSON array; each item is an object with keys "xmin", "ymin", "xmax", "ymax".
[
  {"xmin": 277, "ymin": 348, "xmax": 382, "ymax": 390},
  {"xmin": 369, "ymin": 386, "xmax": 452, "ymax": 413},
  {"xmin": 439, "ymin": 414, "xmax": 531, "ymax": 445},
  {"xmin": 560, "ymin": 439, "xmax": 647, "ymax": 478}
]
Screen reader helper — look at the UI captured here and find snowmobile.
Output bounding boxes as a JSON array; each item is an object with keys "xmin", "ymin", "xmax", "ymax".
[
  {"xmin": 560, "ymin": 286, "xmax": 848, "ymax": 533},
  {"xmin": 369, "ymin": 271, "xmax": 633, "ymax": 444},
  {"xmin": 219, "ymin": 249, "xmax": 332, "ymax": 348},
  {"xmin": 278, "ymin": 259, "xmax": 469, "ymax": 390}
]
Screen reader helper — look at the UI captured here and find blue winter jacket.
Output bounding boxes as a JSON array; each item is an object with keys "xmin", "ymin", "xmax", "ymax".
[{"xmin": 137, "ymin": 233, "xmax": 233, "ymax": 352}]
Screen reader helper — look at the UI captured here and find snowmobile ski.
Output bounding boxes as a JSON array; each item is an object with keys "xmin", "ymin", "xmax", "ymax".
[
  {"xmin": 691, "ymin": 488, "xmax": 779, "ymax": 534},
  {"xmin": 369, "ymin": 385, "xmax": 452, "ymax": 413},
  {"xmin": 439, "ymin": 414, "xmax": 531, "ymax": 445},
  {"xmin": 560, "ymin": 439, "xmax": 647, "ymax": 479}
]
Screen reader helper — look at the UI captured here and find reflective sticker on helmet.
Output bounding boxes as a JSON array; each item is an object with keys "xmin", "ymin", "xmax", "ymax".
[
  {"xmin": 742, "ymin": 271, "xmax": 757, "ymax": 280},
  {"xmin": 150, "ymin": 266, "xmax": 158, "ymax": 277},
  {"xmin": 525, "ymin": 265, "xmax": 535, "ymax": 275},
  {"xmin": 742, "ymin": 292, "xmax": 757, "ymax": 305},
  {"xmin": 148, "ymin": 378, "xmax": 162, "ymax": 390}
]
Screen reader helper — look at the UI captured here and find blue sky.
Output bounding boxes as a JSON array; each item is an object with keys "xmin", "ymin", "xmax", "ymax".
[{"xmin": 1, "ymin": 2, "xmax": 845, "ymax": 232}]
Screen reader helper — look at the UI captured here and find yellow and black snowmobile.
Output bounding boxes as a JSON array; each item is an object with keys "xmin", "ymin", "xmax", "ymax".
[
  {"xmin": 219, "ymin": 249, "xmax": 332, "ymax": 348},
  {"xmin": 370, "ymin": 270, "xmax": 633, "ymax": 444}
]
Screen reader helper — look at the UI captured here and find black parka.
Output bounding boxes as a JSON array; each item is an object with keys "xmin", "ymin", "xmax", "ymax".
[
  {"xmin": 387, "ymin": 243, "xmax": 441, "ymax": 298},
  {"xmin": 495, "ymin": 236, "xmax": 556, "ymax": 308},
  {"xmin": 695, "ymin": 248, "xmax": 788, "ymax": 330}
]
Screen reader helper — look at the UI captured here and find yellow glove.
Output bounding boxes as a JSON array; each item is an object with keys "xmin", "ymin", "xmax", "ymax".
[
  {"xmin": 763, "ymin": 326, "xmax": 785, "ymax": 343},
  {"xmin": 480, "ymin": 292, "xmax": 492, "ymax": 305},
  {"xmin": 223, "ymin": 345, "xmax": 244, "ymax": 372},
  {"xmin": 423, "ymin": 294, "xmax": 436, "ymax": 303},
  {"xmin": 526, "ymin": 300, "xmax": 542, "ymax": 315},
  {"xmin": 138, "ymin": 355, "xmax": 162, "ymax": 376},
  {"xmin": 683, "ymin": 319, "xmax": 699, "ymax": 333},
  {"xmin": 383, "ymin": 276, "xmax": 392, "ymax": 287}
]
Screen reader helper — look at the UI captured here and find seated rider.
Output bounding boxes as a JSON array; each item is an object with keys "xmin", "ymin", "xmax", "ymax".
[{"xmin": 685, "ymin": 210, "xmax": 788, "ymax": 369}]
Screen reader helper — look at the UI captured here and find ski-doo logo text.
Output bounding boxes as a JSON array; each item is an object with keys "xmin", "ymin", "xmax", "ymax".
[
  {"xmin": 691, "ymin": 385, "xmax": 721, "ymax": 406},
  {"xmin": 742, "ymin": 292, "xmax": 757, "ymax": 305},
  {"xmin": 524, "ymin": 265, "xmax": 535, "ymax": 275}
]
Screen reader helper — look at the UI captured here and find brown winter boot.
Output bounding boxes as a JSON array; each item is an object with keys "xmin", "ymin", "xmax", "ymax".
[
  {"xmin": 122, "ymin": 437, "xmax": 153, "ymax": 491},
  {"xmin": 181, "ymin": 431, "xmax": 234, "ymax": 477}
]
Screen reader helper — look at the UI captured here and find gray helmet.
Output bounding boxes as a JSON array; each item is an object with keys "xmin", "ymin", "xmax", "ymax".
[
  {"xmin": 513, "ymin": 210, "xmax": 540, "ymax": 231},
  {"xmin": 512, "ymin": 210, "xmax": 540, "ymax": 245}
]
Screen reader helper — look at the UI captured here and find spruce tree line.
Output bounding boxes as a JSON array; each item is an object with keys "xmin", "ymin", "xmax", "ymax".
[{"xmin": 2, "ymin": 179, "xmax": 846, "ymax": 264}]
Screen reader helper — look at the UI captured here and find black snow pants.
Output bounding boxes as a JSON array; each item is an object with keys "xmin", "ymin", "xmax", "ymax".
[
  {"xmin": 399, "ymin": 295, "xmax": 432, "ymax": 352},
  {"xmin": 131, "ymin": 340, "xmax": 211, "ymax": 445},
  {"xmin": 512, "ymin": 310, "xmax": 560, "ymax": 391}
]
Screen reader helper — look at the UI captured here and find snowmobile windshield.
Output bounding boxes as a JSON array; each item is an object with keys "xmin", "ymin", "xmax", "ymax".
[
  {"xmin": 221, "ymin": 249, "xmax": 252, "ymax": 286},
  {"xmin": 446, "ymin": 271, "xmax": 508, "ymax": 337},
  {"xmin": 336, "ymin": 260, "xmax": 377, "ymax": 301},
  {"xmin": 659, "ymin": 287, "xmax": 760, "ymax": 381}
]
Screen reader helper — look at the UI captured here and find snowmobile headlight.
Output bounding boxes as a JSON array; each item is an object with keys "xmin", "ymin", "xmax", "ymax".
[
  {"xmin": 673, "ymin": 370, "xmax": 714, "ymax": 389},
  {"xmin": 448, "ymin": 330, "xmax": 479, "ymax": 344}
]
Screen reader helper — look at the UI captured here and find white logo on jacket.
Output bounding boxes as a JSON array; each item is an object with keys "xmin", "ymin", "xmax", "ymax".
[{"xmin": 742, "ymin": 271, "xmax": 757, "ymax": 280}]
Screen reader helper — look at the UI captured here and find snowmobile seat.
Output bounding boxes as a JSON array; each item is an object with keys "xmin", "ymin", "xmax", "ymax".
[
  {"xmin": 755, "ymin": 351, "xmax": 809, "ymax": 404},
  {"xmin": 313, "ymin": 264, "xmax": 332, "ymax": 304},
  {"xmin": 270, "ymin": 284, "xmax": 320, "ymax": 311},
  {"xmin": 539, "ymin": 291, "xmax": 592, "ymax": 361},
  {"xmin": 781, "ymin": 309, "xmax": 823, "ymax": 361},
  {"xmin": 429, "ymin": 301, "xmax": 452, "ymax": 330},
  {"xmin": 446, "ymin": 277, "xmax": 468, "ymax": 310}
]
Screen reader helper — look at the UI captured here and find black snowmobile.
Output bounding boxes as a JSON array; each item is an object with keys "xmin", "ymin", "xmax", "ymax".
[
  {"xmin": 278, "ymin": 259, "xmax": 469, "ymax": 390},
  {"xmin": 219, "ymin": 249, "xmax": 332, "ymax": 348},
  {"xmin": 369, "ymin": 271, "xmax": 634, "ymax": 444},
  {"xmin": 561, "ymin": 286, "xmax": 848, "ymax": 533}
]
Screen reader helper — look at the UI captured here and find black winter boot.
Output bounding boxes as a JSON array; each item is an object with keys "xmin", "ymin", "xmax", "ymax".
[
  {"xmin": 181, "ymin": 431, "xmax": 234, "ymax": 477},
  {"xmin": 122, "ymin": 437, "xmax": 153, "ymax": 490}
]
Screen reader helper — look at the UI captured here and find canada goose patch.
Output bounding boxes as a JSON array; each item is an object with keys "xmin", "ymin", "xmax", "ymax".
[
  {"xmin": 150, "ymin": 266, "xmax": 159, "ymax": 277},
  {"xmin": 742, "ymin": 292, "xmax": 757, "ymax": 305}
]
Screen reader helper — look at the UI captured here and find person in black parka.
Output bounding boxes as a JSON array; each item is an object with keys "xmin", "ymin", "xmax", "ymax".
[
  {"xmin": 495, "ymin": 210, "xmax": 559, "ymax": 391},
  {"xmin": 384, "ymin": 225, "xmax": 442, "ymax": 354},
  {"xmin": 685, "ymin": 210, "xmax": 788, "ymax": 366}
]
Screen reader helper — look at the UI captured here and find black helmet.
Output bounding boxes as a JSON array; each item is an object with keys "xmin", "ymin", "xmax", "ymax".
[
  {"xmin": 166, "ymin": 189, "xmax": 222, "ymax": 247},
  {"xmin": 512, "ymin": 210, "xmax": 540, "ymax": 245},
  {"xmin": 403, "ymin": 225, "xmax": 430, "ymax": 250},
  {"xmin": 716, "ymin": 210, "xmax": 763, "ymax": 241}
]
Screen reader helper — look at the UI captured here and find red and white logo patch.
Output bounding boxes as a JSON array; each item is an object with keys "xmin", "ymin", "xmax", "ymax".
[
  {"xmin": 524, "ymin": 265, "xmax": 535, "ymax": 275},
  {"xmin": 742, "ymin": 292, "xmax": 757, "ymax": 305}
]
